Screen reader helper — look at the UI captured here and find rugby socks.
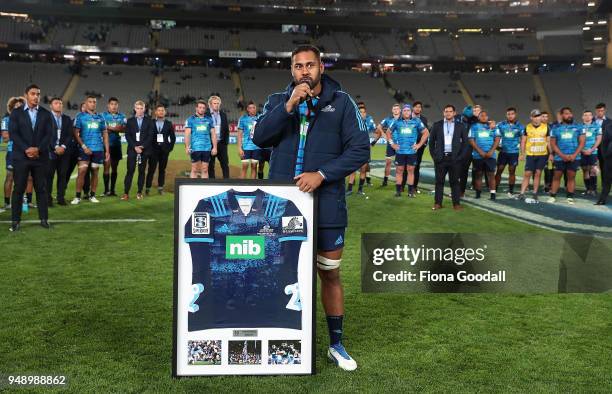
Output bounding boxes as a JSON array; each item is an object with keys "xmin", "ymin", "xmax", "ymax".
[
  {"xmin": 110, "ymin": 172, "xmax": 118, "ymax": 193},
  {"xmin": 76, "ymin": 192, "xmax": 81, "ymax": 199},
  {"xmin": 408, "ymin": 184, "xmax": 415, "ymax": 194},
  {"xmin": 401, "ymin": 171, "xmax": 407, "ymax": 191},
  {"xmin": 358, "ymin": 179, "xmax": 365, "ymax": 192},
  {"xmin": 382, "ymin": 176, "xmax": 388, "ymax": 186},
  {"xmin": 103, "ymin": 173, "xmax": 110, "ymax": 193},
  {"xmin": 567, "ymin": 192, "xmax": 575, "ymax": 198},
  {"xmin": 26, "ymin": 193, "xmax": 32, "ymax": 203},
  {"xmin": 475, "ymin": 190, "xmax": 482, "ymax": 199},
  {"xmin": 366, "ymin": 173, "xmax": 371, "ymax": 184},
  {"xmin": 396, "ymin": 184, "xmax": 402, "ymax": 194},
  {"xmin": 4, "ymin": 197, "xmax": 9, "ymax": 205},
  {"xmin": 257, "ymin": 171, "xmax": 264, "ymax": 180},
  {"xmin": 508, "ymin": 184, "xmax": 515, "ymax": 194},
  {"xmin": 490, "ymin": 190, "xmax": 496, "ymax": 200},
  {"xmin": 90, "ymin": 191, "xmax": 96, "ymax": 198},
  {"xmin": 326, "ymin": 315, "xmax": 344, "ymax": 346},
  {"xmin": 347, "ymin": 183, "xmax": 354, "ymax": 192}
]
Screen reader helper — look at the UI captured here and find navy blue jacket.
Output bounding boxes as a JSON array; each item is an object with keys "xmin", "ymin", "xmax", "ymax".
[{"xmin": 253, "ymin": 74, "xmax": 370, "ymax": 229}]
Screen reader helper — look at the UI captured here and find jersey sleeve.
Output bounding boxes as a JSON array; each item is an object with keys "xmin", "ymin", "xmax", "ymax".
[
  {"xmin": 74, "ymin": 114, "xmax": 83, "ymax": 129},
  {"xmin": 494, "ymin": 127, "xmax": 501, "ymax": 137},
  {"xmin": 184, "ymin": 199, "xmax": 215, "ymax": 243},
  {"xmin": 1, "ymin": 117, "xmax": 8, "ymax": 131},
  {"xmin": 417, "ymin": 119, "xmax": 425, "ymax": 132},
  {"xmin": 184, "ymin": 117, "xmax": 192, "ymax": 130},
  {"xmin": 279, "ymin": 200, "xmax": 308, "ymax": 243},
  {"xmin": 550, "ymin": 126, "xmax": 558, "ymax": 140},
  {"xmin": 468, "ymin": 126, "xmax": 475, "ymax": 139}
]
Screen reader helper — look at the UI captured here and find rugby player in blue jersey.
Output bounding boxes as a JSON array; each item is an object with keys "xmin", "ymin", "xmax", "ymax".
[
  {"xmin": 548, "ymin": 107, "xmax": 585, "ymax": 204},
  {"xmin": 2, "ymin": 97, "xmax": 25, "ymax": 211},
  {"xmin": 347, "ymin": 102, "xmax": 376, "ymax": 195},
  {"xmin": 388, "ymin": 104, "xmax": 429, "ymax": 198},
  {"xmin": 374, "ymin": 103, "xmax": 401, "ymax": 187},
  {"xmin": 237, "ymin": 101, "xmax": 260, "ymax": 179},
  {"xmin": 579, "ymin": 110, "xmax": 602, "ymax": 196},
  {"xmin": 184, "ymin": 100, "xmax": 217, "ymax": 179},
  {"xmin": 468, "ymin": 110, "xmax": 500, "ymax": 200},
  {"xmin": 494, "ymin": 107, "xmax": 524, "ymax": 196},
  {"xmin": 101, "ymin": 97, "xmax": 126, "ymax": 196}
]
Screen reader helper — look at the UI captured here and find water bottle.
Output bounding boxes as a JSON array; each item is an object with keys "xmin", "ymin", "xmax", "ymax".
[{"xmin": 22, "ymin": 196, "xmax": 29, "ymax": 213}]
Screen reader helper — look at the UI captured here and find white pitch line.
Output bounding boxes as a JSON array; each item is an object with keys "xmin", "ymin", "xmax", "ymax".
[{"xmin": 0, "ymin": 219, "xmax": 156, "ymax": 223}]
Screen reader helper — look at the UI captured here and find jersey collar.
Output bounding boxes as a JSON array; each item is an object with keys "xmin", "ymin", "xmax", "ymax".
[{"xmin": 226, "ymin": 189, "xmax": 265, "ymax": 214}]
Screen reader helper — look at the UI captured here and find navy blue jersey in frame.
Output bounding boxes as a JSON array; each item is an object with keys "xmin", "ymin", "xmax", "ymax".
[{"xmin": 184, "ymin": 188, "xmax": 308, "ymax": 331}]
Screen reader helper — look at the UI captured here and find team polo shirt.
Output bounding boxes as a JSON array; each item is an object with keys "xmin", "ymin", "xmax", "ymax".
[
  {"xmin": 469, "ymin": 122, "xmax": 501, "ymax": 159},
  {"xmin": 102, "ymin": 111, "xmax": 127, "ymax": 147},
  {"xmin": 363, "ymin": 115, "xmax": 376, "ymax": 133},
  {"xmin": 75, "ymin": 112, "xmax": 106, "ymax": 152},
  {"xmin": 389, "ymin": 118, "xmax": 426, "ymax": 154},
  {"xmin": 581, "ymin": 122, "xmax": 602, "ymax": 154},
  {"xmin": 551, "ymin": 123, "xmax": 584, "ymax": 161},
  {"xmin": 237, "ymin": 114, "xmax": 260, "ymax": 151},
  {"xmin": 1, "ymin": 115, "xmax": 11, "ymax": 152},
  {"xmin": 185, "ymin": 114, "xmax": 214, "ymax": 152},
  {"xmin": 496, "ymin": 120, "xmax": 524, "ymax": 154}
]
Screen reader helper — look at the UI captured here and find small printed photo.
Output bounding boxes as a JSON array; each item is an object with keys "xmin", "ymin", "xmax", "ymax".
[
  {"xmin": 268, "ymin": 340, "xmax": 302, "ymax": 365},
  {"xmin": 187, "ymin": 340, "xmax": 222, "ymax": 365},
  {"xmin": 228, "ymin": 340, "xmax": 262, "ymax": 365}
]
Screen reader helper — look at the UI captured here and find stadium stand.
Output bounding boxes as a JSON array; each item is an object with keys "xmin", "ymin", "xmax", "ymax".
[{"xmin": 0, "ymin": 61, "xmax": 71, "ymax": 104}]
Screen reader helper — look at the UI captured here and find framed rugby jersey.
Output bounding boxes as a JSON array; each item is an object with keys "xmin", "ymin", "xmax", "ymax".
[{"xmin": 173, "ymin": 179, "xmax": 316, "ymax": 376}]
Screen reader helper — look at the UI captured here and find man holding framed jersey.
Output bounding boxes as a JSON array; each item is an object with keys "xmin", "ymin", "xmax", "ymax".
[{"xmin": 253, "ymin": 45, "xmax": 370, "ymax": 371}]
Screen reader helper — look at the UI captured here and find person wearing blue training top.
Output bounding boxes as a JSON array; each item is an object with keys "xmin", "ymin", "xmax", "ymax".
[
  {"xmin": 2, "ymin": 96, "xmax": 25, "ymax": 211},
  {"xmin": 387, "ymin": 104, "xmax": 430, "ymax": 198},
  {"xmin": 237, "ymin": 101, "xmax": 261, "ymax": 179},
  {"xmin": 101, "ymin": 97, "xmax": 126, "ymax": 196},
  {"xmin": 548, "ymin": 107, "xmax": 585, "ymax": 204},
  {"xmin": 579, "ymin": 110, "xmax": 602, "ymax": 196},
  {"xmin": 71, "ymin": 95, "xmax": 109, "ymax": 205},
  {"xmin": 346, "ymin": 102, "xmax": 376, "ymax": 196},
  {"xmin": 494, "ymin": 107, "xmax": 524, "ymax": 196},
  {"xmin": 253, "ymin": 45, "xmax": 369, "ymax": 371},
  {"xmin": 468, "ymin": 110, "xmax": 500, "ymax": 200},
  {"xmin": 374, "ymin": 103, "xmax": 401, "ymax": 187},
  {"xmin": 184, "ymin": 100, "xmax": 217, "ymax": 179}
]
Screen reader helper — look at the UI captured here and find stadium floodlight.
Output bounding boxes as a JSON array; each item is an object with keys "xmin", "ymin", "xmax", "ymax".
[
  {"xmin": 585, "ymin": 21, "xmax": 594, "ymax": 25},
  {"xmin": 597, "ymin": 20, "xmax": 607, "ymax": 25},
  {"xmin": 583, "ymin": 27, "xmax": 591, "ymax": 31},
  {"xmin": 593, "ymin": 37, "xmax": 603, "ymax": 41},
  {"xmin": 63, "ymin": 54, "xmax": 75, "ymax": 59},
  {"xmin": 588, "ymin": 1, "xmax": 596, "ymax": 6},
  {"xmin": 582, "ymin": 62, "xmax": 592, "ymax": 66},
  {"xmin": 593, "ymin": 57, "xmax": 602, "ymax": 61}
]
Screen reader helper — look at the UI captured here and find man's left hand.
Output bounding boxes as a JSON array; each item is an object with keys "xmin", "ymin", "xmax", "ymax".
[
  {"xmin": 55, "ymin": 146, "xmax": 65, "ymax": 155},
  {"xmin": 294, "ymin": 172, "xmax": 324, "ymax": 193}
]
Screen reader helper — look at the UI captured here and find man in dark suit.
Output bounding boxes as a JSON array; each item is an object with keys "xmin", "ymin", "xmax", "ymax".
[
  {"xmin": 47, "ymin": 97, "xmax": 73, "ymax": 206},
  {"xmin": 429, "ymin": 104, "xmax": 469, "ymax": 211},
  {"xmin": 122, "ymin": 100, "xmax": 154, "ymax": 201},
  {"xmin": 8, "ymin": 84, "xmax": 54, "ymax": 231},
  {"xmin": 596, "ymin": 116, "xmax": 612, "ymax": 205},
  {"xmin": 207, "ymin": 95, "xmax": 230, "ymax": 179},
  {"xmin": 145, "ymin": 104, "xmax": 175, "ymax": 195},
  {"xmin": 595, "ymin": 103, "xmax": 609, "ymax": 193}
]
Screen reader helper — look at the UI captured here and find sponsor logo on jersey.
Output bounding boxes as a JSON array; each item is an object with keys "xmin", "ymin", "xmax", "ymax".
[
  {"xmin": 226, "ymin": 236, "xmax": 265, "ymax": 259},
  {"xmin": 282, "ymin": 216, "xmax": 304, "ymax": 234},
  {"xmin": 192, "ymin": 212, "xmax": 210, "ymax": 234},
  {"xmin": 257, "ymin": 224, "xmax": 275, "ymax": 236}
]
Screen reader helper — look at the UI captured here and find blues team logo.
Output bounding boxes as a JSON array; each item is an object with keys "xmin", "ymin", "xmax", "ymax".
[
  {"xmin": 282, "ymin": 216, "xmax": 304, "ymax": 234},
  {"xmin": 192, "ymin": 212, "xmax": 210, "ymax": 235}
]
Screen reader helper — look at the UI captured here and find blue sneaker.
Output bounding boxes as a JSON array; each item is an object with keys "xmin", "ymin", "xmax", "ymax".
[{"xmin": 327, "ymin": 343, "xmax": 357, "ymax": 371}]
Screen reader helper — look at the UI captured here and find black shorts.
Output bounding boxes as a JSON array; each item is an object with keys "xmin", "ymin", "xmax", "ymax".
[
  {"xmin": 525, "ymin": 156, "xmax": 548, "ymax": 172},
  {"xmin": 109, "ymin": 145, "xmax": 122, "ymax": 162},
  {"xmin": 580, "ymin": 155, "xmax": 597, "ymax": 167},
  {"xmin": 497, "ymin": 152, "xmax": 519, "ymax": 167},
  {"xmin": 473, "ymin": 158, "xmax": 496, "ymax": 173},
  {"xmin": 554, "ymin": 160, "xmax": 580, "ymax": 172}
]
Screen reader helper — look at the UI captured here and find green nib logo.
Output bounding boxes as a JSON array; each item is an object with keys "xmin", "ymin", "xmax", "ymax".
[{"xmin": 226, "ymin": 236, "xmax": 265, "ymax": 259}]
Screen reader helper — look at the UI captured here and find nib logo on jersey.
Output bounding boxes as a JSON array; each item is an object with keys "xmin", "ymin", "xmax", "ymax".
[{"xmin": 226, "ymin": 236, "xmax": 265, "ymax": 259}]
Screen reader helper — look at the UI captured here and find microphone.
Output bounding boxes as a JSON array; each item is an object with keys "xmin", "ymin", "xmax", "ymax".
[{"xmin": 299, "ymin": 79, "xmax": 316, "ymax": 113}]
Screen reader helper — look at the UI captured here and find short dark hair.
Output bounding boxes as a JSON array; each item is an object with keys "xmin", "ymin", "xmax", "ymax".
[
  {"xmin": 246, "ymin": 101, "xmax": 256, "ymax": 107},
  {"xmin": 541, "ymin": 111, "xmax": 549, "ymax": 115},
  {"xmin": 155, "ymin": 104, "xmax": 165, "ymax": 110},
  {"xmin": 357, "ymin": 101, "xmax": 366, "ymax": 109},
  {"xmin": 50, "ymin": 97, "xmax": 62, "ymax": 104},
  {"xmin": 596, "ymin": 102, "xmax": 606, "ymax": 109},
  {"xmin": 560, "ymin": 106, "xmax": 572, "ymax": 113},
  {"xmin": 291, "ymin": 45, "xmax": 321, "ymax": 61},
  {"xmin": 196, "ymin": 99, "xmax": 207, "ymax": 107},
  {"xmin": 506, "ymin": 107, "xmax": 517, "ymax": 113},
  {"xmin": 444, "ymin": 104, "xmax": 455, "ymax": 111},
  {"xmin": 583, "ymin": 109, "xmax": 593, "ymax": 114},
  {"xmin": 412, "ymin": 101, "xmax": 423, "ymax": 107},
  {"xmin": 108, "ymin": 97, "xmax": 119, "ymax": 103},
  {"xmin": 86, "ymin": 94, "xmax": 97, "ymax": 100},
  {"xmin": 25, "ymin": 84, "xmax": 40, "ymax": 94}
]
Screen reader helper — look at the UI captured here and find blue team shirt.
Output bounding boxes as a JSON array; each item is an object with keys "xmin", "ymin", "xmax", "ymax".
[
  {"xmin": 469, "ymin": 123, "xmax": 501, "ymax": 159},
  {"xmin": 496, "ymin": 120, "xmax": 524, "ymax": 154},
  {"xmin": 381, "ymin": 116, "xmax": 399, "ymax": 145},
  {"xmin": 363, "ymin": 115, "xmax": 376, "ymax": 133},
  {"xmin": 102, "ymin": 111, "xmax": 126, "ymax": 147},
  {"xmin": 184, "ymin": 188, "xmax": 307, "ymax": 331},
  {"xmin": 237, "ymin": 114, "xmax": 260, "ymax": 151},
  {"xmin": 75, "ymin": 112, "xmax": 107, "ymax": 152},
  {"xmin": 185, "ymin": 114, "xmax": 214, "ymax": 152},
  {"xmin": 551, "ymin": 123, "xmax": 584, "ymax": 161},
  {"xmin": 389, "ymin": 118, "xmax": 425, "ymax": 154},
  {"xmin": 581, "ymin": 122, "xmax": 602, "ymax": 155},
  {"xmin": 1, "ymin": 115, "xmax": 11, "ymax": 152}
]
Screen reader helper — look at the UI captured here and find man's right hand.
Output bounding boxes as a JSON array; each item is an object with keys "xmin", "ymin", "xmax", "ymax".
[
  {"xmin": 286, "ymin": 83, "xmax": 312, "ymax": 114},
  {"xmin": 83, "ymin": 147, "xmax": 92, "ymax": 155},
  {"xmin": 238, "ymin": 149, "xmax": 244, "ymax": 159}
]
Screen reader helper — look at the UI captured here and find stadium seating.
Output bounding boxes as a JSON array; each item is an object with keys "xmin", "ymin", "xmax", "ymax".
[{"xmin": 0, "ymin": 61, "xmax": 71, "ymax": 105}]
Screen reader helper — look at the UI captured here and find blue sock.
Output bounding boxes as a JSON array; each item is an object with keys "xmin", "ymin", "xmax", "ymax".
[
  {"xmin": 396, "ymin": 184, "xmax": 401, "ymax": 193},
  {"xmin": 326, "ymin": 315, "xmax": 344, "ymax": 346}
]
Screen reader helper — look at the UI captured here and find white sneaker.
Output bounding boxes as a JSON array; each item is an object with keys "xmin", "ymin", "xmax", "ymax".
[
  {"xmin": 71, "ymin": 197, "xmax": 81, "ymax": 205},
  {"xmin": 0, "ymin": 208, "xmax": 5, "ymax": 214},
  {"xmin": 567, "ymin": 197, "xmax": 575, "ymax": 205},
  {"xmin": 547, "ymin": 196, "xmax": 556, "ymax": 203},
  {"xmin": 507, "ymin": 192, "xmax": 514, "ymax": 198},
  {"xmin": 327, "ymin": 344, "xmax": 357, "ymax": 371},
  {"xmin": 89, "ymin": 196, "xmax": 100, "ymax": 203}
]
